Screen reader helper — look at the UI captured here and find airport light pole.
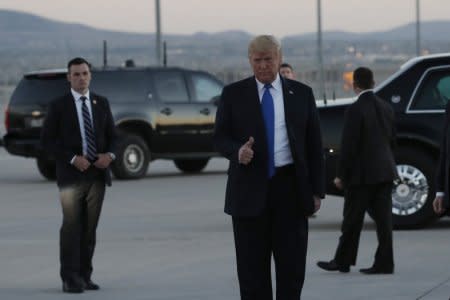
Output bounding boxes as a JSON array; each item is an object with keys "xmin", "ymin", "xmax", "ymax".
[
  {"xmin": 317, "ymin": 0, "xmax": 326, "ymax": 102},
  {"xmin": 155, "ymin": 0, "xmax": 162, "ymax": 66},
  {"xmin": 416, "ymin": 0, "xmax": 421, "ymax": 56}
]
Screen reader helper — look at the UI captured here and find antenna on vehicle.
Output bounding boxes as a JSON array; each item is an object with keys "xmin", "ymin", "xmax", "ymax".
[
  {"xmin": 103, "ymin": 40, "xmax": 108, "ymax": 68},
  {"xmin": 125, "ymin": 59, "xmax": 135, "ymax": 68},
  {"xmin": 163, "ymin": 41, "xmax": 167, "ymax": 67}
]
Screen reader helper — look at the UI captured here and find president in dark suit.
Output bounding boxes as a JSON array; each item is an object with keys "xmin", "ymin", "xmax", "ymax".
[
  {"xmin": 317, "ymin": 67, "xmax": 397, "ymax": 275},
  {"xmin": 214, "ymin": 35, "xmax": 325, "ymax": 300},
  {"xmin": 41, "ymin": 57, "xmax": 116, "ymax": 293}
]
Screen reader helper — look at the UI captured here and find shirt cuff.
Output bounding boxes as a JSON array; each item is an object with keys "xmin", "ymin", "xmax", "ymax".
[
  {"xmin": 70, "ymin": 155, "xmax": 76, "ymax": 164},
  {"xmin": 108, "ymin": 152, "xmax": 116, "ymax": 161},
  {"xmin": 436, "ymin": 192, "xmax": 445, "ymax": 197}
]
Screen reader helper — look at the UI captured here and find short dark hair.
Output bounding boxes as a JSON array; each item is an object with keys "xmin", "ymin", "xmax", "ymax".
[
  {"xmin": 67, "ymin": 57, "xmax": 91, "ymax": 72},
  {"xmin": 353, "ymin": 67, "xmax": 374, "ymax": 90},
  {"xmin": 280, "ymin": 63, "xmax": 293, "ymax": 70}
]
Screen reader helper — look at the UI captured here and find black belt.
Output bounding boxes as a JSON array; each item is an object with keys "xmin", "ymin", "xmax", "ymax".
[{"xmin": 274, "ymin": 164, "xmax": 295, "ymax": 176}]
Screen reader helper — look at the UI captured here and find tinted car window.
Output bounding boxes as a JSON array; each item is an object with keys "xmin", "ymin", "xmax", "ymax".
[
  {"xmin": 437, "ymin": 76, "xmax": 450, "ymax": 102},
  {"xmin": 410, "ymin": 70, "xmax": 450, "ymax": 110},
  {"xmin": 191, "ymin": 74, "xmax": 222, "ymax": 103},
  {"xmin": 11, "ymin": 76, "xmax": 69, "ymax": 105},
  {"xmin": 91, "ymin": 70, "xmax": 150, "ymax": 103},
  {"xmin": 153, "ymin": 72, "xmax": 188, "ymax": 103}
]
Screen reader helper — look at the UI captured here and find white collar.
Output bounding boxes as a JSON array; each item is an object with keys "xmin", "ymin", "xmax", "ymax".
[
  {"xmin": 71, "ymin": 88, "xmax": 90, "ymax": 102},
  {"xmin": 255, "ymin": 73, "xmax": 282, "ymax": 92},
  {"xmin": 357, "ymin": 89, "xmax": 373, "ymax": 98}
]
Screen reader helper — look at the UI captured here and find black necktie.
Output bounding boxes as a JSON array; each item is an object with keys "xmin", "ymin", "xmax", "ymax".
[{"xmin": 80, "ymin": 96, "xmax": 97, "ymax": 162}]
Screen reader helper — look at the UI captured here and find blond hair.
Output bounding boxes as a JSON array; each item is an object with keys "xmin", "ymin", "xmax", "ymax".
[{"xmin": 248, "ymin": 35, "xmax": 281, "ymax": 57}]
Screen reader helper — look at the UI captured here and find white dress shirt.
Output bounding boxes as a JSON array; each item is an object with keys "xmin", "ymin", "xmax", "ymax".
[
  {"xmin": 255, "ymin": 74, "xmax": 294, "ymax": 167},
  {"xmin": 357, "ymin": 89, "xmax": 374, "ymax": 98}
]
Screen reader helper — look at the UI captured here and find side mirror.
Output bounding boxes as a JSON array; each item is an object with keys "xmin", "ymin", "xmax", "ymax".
[{"xmin": 211, "ymin": 96, "xmax": 220, "ymax": 106}]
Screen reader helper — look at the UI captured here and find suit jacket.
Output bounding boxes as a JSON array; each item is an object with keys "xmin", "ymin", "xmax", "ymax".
[
  {"xmin": 213, "ymin": 76, "xmax": 325, "ymax": 217},
  {"xmin": 41, "ymin": 92, "xmax": 116, "ymax": 187},
  {"xmin": 337, "ymin": 91, "xmax": 397, "ymax": 187},
  {"xmin": 436, "ymin": 102, "xmax": 450, "ymax": 210}
]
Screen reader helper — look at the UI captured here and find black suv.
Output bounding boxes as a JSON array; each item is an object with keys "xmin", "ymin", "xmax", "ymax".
[
  {"xmin": 321, "ymin": 53, "xmax": 450, "ymax": 228},
  {"xmin": 3, "ymin": 66, "xmax": 223, "ymax": 180}
]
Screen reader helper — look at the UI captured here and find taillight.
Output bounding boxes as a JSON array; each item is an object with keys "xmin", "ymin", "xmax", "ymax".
[{"xmin": 4, "ymin": 105, "xmax": 9, "ymax": 131}]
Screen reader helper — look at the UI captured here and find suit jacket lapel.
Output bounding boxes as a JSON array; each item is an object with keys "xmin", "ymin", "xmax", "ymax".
[
  {"xmin": 248, "ymin": 77, "xmax": 268, "ymax": 147},
  {"xmin": 248, "ymin": 77, "xmax": 264, "ymax": 119},
  {"xmin": 66, "ymin": 93, "xmax": 83, "ymax": 147},
  {"xmin": 90, "ymin": 93, "xmax": 101, "ymax": 138},
  {"xmin": 280, "ymin": 78, "xmax": 302, "ymax": 164},
  {"xmin": 281, "ymin": 78, "xmax": 296, "ymax": 130}
]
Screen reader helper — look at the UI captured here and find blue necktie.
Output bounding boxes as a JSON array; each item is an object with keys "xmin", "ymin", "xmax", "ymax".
[
  {"xmin": 80, "ymin": 96, "xmax": 97, "ymax": 162},
  {"xmin": 261, "ymin": 84, "xmax": 275, "ymax": 178}
]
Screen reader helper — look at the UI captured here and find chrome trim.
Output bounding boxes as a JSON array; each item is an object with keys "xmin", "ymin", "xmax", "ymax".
[
  {"xmin": 25, "ymin": 68, "xmax": 67, "ymax": 75},
  {"xmin": 316, "ymin": 97, "xmax": 355, "ymax": 108},
  {"xmin": 392, "ymin": 164, "xmax": 429, "ymax": 217},
  {"xmin": 405, "ymin": 109, "xmax": 444, "ymax": 114},
  {"xmin": 115, "ymin": 117, "xmax": 151, "ymax": 126},
  {"xmin": 406, "ymin": 65, "xmax": 450, "ymax": 114}
]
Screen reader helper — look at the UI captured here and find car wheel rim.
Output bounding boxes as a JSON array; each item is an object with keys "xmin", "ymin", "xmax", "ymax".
[
  {"xmin": 392, "ymin": 164, "xmax": 428, "ymax": 216},
  {"xmin": 123, "ymin": 144, "xmax": 144, "ymax": 173}
]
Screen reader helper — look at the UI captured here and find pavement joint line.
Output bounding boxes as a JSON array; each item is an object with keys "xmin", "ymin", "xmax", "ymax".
[{"xmin": 415, "ymin": 275, "xmax": 450, "ymax": 299}]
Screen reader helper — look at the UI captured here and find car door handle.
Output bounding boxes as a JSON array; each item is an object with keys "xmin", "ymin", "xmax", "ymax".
[
  {"xmin": 160, "ymin": 107, "xmax": 172, "ymax": 115},
  {"xmin": 199, "ymin": 108, "xmax": 210, "ymax": 115}
]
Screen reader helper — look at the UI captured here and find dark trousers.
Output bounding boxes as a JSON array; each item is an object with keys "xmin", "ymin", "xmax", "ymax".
[
  {"xmin": 334, "ymin": 182, "xmax": 394, "ymax": 269},
  {"xmin": 232, "ymin": 166, "xmax": 308, "ymax": 300},
  {"xmin": 59, "ymin": 178, "xmax": 105, "ymax": 282}
]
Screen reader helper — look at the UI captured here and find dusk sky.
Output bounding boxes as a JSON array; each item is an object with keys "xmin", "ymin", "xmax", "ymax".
[{"xmin": 0, "ymin": 0, "xmax": 449, "ymax": 37}]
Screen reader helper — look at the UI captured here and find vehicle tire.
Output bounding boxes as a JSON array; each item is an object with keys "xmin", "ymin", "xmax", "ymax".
[
  {"xmin": 174, "ymin": 158, "xmax": 209, "ymax": 173},
  {"xmin": 36, "ymin": 157, "xmax": 56, "ymax": 180},
  {"xmin": 391, "ymin": 146, "xmax": 438, "ymax": 229},
  {"xmin": 111, "ymin": 134, "xmax": 150, "ymax": 179}
]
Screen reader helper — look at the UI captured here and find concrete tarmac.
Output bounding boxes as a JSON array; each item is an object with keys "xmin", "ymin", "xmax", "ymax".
[{"xmin": 0, "ymin": 148, "xmax": 450, "ymax": 299}]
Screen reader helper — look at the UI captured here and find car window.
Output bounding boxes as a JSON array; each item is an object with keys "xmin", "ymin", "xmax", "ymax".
[
  {"xmin": 191, "ymin": 74, "xmax": 223, "ymax": 103},
  {"xmin": 410, "ymin": 70, "xmax": 450, "ymax": 110},
  {"xmin": 153, "ymin": 72, "xmax": 189, "ymax": 103},
  {"xmin": 11, "ymin": 76, "xmax": 69, "ymax": 106},
  {"xmin": 91, "ymin": 70, "xmax": 150, "ymax": 103},
  {"xmin": 437, "ymin": 77, "xmax": 450, "ymax": 103}
]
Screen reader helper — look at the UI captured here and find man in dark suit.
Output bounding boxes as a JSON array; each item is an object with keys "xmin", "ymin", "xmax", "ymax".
[
  {"xmin": 214, "ymin": 35, "xmax": 325, "ymax": 300},
  {"xmin": 41, "ymin": 57, "xmax": 116, "ymax": 293},
  {"xmin": 434, "ymin": 102, "xmax": 450, "ymax": 215},
  {"xmin": 279, "ymin": 62, "xmax": 296, "ymax": 80},
  {"xmin": 317, "ymin": 67, "xmax": 397, "ymax": 275}
]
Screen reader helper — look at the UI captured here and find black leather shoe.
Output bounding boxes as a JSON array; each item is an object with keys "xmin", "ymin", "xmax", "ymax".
[
  {"xmin": 317, "ymin": 260, "xmax": 350, "ymax": 273},
  {"xmin": 62, "ymin": 281, "xmax": 84, "ymax": 293},
  {"xmin": 359, "ymin": 266, "xmax": 394, "ymax": 275},
  {"xmin": 82, "ymin": 279, "xmax": 100, "ymax": 290}
]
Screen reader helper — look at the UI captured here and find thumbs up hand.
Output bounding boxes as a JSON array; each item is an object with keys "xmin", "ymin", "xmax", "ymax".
[{"xmin": 238, "ymin": 137, "xmax": 254, "ymax": 165}]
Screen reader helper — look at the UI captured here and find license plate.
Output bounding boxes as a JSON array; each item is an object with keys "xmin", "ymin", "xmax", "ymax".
[{"xmin": 29, "ymin": 118, "xmax": 44, "ymax": 127}]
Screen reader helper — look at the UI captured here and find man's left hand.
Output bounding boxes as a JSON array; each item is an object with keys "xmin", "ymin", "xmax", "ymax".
[
  {"xmin": 334, "ymin": 177, "xmax": 343, "ymax": 190},
  {"xmin": 94, "ymin": 153, "xmax": 113, "ymax": 169},
  {"xmin": 312, "ymin": 195, "xmax": 321, "ymax": 214},
  {"xmin": 433, "ymin": 195, "xmax": 446, "ymax": 215}
]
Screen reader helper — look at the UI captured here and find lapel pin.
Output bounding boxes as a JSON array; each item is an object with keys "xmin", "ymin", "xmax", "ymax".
[
  {"xmin": 289, "ymin": 90, "xmax": 294, "ymax": 94},
  {"xmin": 92, "ymin": 99, "xmax": 97, "ymax": 104}
]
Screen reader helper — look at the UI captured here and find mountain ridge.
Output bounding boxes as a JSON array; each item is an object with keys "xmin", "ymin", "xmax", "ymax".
[{"xmin": 2, "ymin": 9, "xmax": 450, "ymax": 42}]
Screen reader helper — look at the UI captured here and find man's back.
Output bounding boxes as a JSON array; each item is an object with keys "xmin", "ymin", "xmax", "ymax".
[{"xmin": 339, "ymin": 91, "xmax": 397, "ymax": 186}]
